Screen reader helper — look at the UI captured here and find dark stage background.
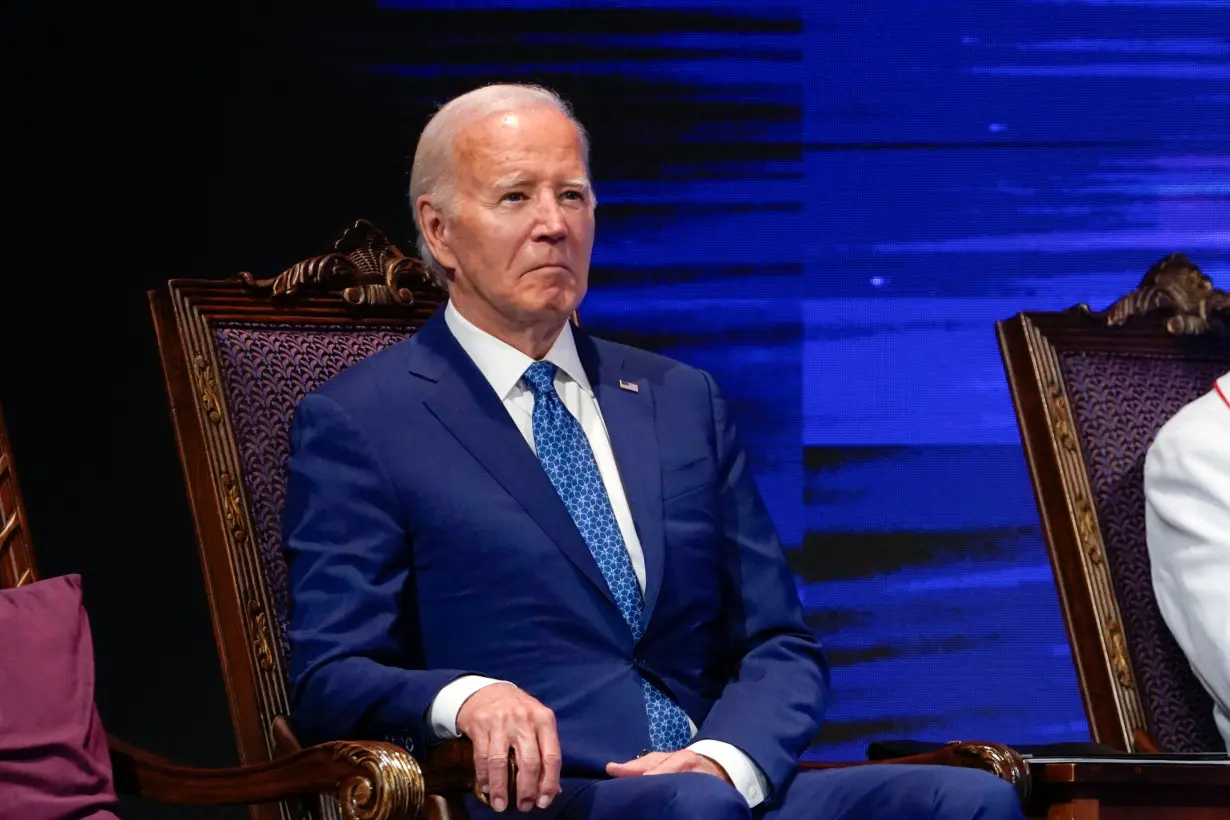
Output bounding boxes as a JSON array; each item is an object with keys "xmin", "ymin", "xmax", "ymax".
[{"xmin": 4, "ymin": 1, "xmax": 1228, "ymax": 817}]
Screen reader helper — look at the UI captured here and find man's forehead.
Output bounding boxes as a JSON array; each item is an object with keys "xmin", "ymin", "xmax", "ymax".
[
  {"xmin": 454, "ymin": 108, "xmax": 582, "ymax": 159},
  {"xmin": 468, "ymin": 105, "xmax": 574, "ymax": 134},
  {"xmin": 453, "ymin": 115, "xmax": 586, "ymax": 184}
]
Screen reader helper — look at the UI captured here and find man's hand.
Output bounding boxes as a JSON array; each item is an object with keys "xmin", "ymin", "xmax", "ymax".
[
  {"xmin": 456, "ymin": 683, "xmax": 561, "ymax": 813},
  {"xmin": 605, "ymin": 750, "xmax": 732, "ymax": 784}
]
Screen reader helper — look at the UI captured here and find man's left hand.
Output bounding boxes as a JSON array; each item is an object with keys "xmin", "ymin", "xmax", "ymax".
[{"xmin": 605, "ymin": 750, "xmax": 732, "ymax": 783}]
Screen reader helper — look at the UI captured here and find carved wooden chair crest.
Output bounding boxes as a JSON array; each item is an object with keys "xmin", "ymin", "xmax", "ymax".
[{"xmin": 998, "ymin": 252, "xmax": 1230, "ymax": 753}]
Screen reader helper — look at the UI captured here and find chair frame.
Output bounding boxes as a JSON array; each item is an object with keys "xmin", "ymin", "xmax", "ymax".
[
  {"xmin": 0, "ymin": 402, "xmax": 37, "ymax": 589},
  {"xmin": 996, "ymin": 252, "xmax": 1230, "ymax": 752},
  {"xmin": 147, "ymin": 221, "xmax": 447, "ymax": 819},
  {"xmin": 143, "ymin": 220, "xmax": 1029, "ymax": 818}
]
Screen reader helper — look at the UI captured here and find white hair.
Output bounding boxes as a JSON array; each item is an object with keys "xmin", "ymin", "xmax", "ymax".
[{"xmin": 408, "ymin": 84, "xmax": 591, "ymax": 289}]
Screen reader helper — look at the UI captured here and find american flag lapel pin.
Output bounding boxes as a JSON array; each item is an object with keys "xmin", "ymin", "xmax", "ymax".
[{"xmin": 618, "ymin": 379, "xmax": 640, "ymax": 393}]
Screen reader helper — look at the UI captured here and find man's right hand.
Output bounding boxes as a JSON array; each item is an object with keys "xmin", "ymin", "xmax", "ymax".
[{"xmin": 456, "ymin": 682, "xmax": 561, "ymax": 813}]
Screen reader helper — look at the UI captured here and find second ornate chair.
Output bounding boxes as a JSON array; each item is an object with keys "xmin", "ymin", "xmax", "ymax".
[{"xmin": 997, "ymin": 253, "xmax": 1230, "ymax": 753}]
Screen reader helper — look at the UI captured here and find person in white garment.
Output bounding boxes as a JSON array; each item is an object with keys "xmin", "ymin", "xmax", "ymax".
[{"xmin": 1144, "ymin": 371, "xmax": 1230, "ymax": 751}]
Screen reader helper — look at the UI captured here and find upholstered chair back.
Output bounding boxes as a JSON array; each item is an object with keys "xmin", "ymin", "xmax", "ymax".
[
  {"xmin": 997, "ymin": 252, "xmax": 1230, "ymax": 753},
  {"xmin": 150, "ymin": 220, "xmax": 444, "ymax": 819}
]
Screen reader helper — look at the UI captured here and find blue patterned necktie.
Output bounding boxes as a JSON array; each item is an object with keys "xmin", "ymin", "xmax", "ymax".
[{"xmin": 522, "ymin": 361, "xmax": 692, "ymax": 752}]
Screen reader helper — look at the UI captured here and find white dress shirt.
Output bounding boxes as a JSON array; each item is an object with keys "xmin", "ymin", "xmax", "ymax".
[
  {"xmin": 1144, "ymin": 372, "xmax": 1230, "ymax": 752},
  {"xmin": 427, "ymin": 300, "xmax": 769, "ymax": 805}
]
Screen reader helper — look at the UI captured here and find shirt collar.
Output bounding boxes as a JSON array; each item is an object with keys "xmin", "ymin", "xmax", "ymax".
[{"xmin": 444, "ymin": 300, "xmax": 591, "ymax": 400}]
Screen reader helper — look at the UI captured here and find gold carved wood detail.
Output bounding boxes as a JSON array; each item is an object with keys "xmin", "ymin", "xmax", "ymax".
[
  {"xmin": 1107, "ymin": 620, "xmax": 1134, "ymax": 689},
  {"xmin": 1075, "ymin": 496, "xmax": 1103, "ymax": 566},
  {"xmin": 240, "ymin": 219, "xmax": 443, "ymax": 309},
  {"xmin": 333, "ymin": 742, "xmax": 425, "ymax": 820},
  {"xmin": 1045, "ymin": 377, "xmax": 1108, "ymax": 565},
  {"xmin": 947, "ymin": 742, "xmax": 1032, "ymax": 806},
  {"xmin": 220, "ymin": 472, "xmax": 249, "ymax": 544},
  {"xmin": 217, "ymin": 471, "xmax": 278, "ymax": 677},
  {"xmin": 248, "ymin": 599, "xmax": 275, "ymax": 672},
  {"xmin": 1047, "ymin": 378, "xmax": 1077, "ymax": 452},
  {"xmin": 194, "ymin": 355, "xmax": 224, "ymax": 425},
  {"xmin": 1077, "ymin": 252, "xmax": 1230, "ymax": 335}
]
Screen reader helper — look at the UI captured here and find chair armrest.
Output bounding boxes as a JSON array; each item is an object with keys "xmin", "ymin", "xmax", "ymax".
[
  {"xmin": 422, "ymin": 739, "xmax": 513, "ymax": 808},
  {"xmin": 799, "ymin": 741, "xmax": 1031, "ymax": 806},
  {"xmin": 107, "ymin": 733, "xmax": 425, "ymax": 820},
  {"xmin": 421, "ymin": 739, "xmax": 482, "ymax": 796},
  {"xmin": 420, "ymin": 739, "xmax": 1030, "ymax": 809}
]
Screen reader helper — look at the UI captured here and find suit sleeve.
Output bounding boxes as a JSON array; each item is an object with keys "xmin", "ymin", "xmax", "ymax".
[
  {"xmin": 690, "ymin": 371, "xmax": 831, "ymax": 794},
  {"xmin": 1144, "ymin": 404, "xmax": 1230, "ymax": 743},
  {"xmin": 283, "ymin": 391, "xmax": 476, "ymax": 750}
]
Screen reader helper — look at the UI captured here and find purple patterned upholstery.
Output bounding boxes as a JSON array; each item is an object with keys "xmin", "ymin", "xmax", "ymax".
[
  {"xmin": 1059, "ymin": 351, "xmax": 1227, "ymax": 752},
  {"xmin": 211, "ymin": 324, "xmax": 414, "ymax": 656}
]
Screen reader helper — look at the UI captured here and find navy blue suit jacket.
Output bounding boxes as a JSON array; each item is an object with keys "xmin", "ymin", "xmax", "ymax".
[{"xmin": 283, "ymin": 308, "xmax": 829, "ymax": 792}]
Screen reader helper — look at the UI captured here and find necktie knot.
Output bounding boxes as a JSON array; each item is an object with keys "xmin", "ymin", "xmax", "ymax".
[{"xmin": 522, "ymin": 361, "xmax": 559, "ymax": 398}]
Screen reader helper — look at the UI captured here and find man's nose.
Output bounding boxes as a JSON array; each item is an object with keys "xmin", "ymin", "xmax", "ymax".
[{"xmin": 532, "ymin": 198, "xmax": 568, "ymax": 241}]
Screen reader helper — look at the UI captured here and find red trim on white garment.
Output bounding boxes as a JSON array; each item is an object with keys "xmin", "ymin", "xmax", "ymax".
[{"xmin": 1216, "ymin": 380, "xmax": 1230, "ymax": 411}]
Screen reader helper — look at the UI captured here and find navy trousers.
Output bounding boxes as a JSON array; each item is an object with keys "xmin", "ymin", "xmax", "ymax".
[{"xmin": 465, "ymin": 765, "xmax": 1024, "ymax": 820}]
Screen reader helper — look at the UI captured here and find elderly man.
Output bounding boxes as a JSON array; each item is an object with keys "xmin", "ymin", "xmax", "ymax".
[
  {"xmin": 282, "ymin": 83, "xmax": 1022, "ymax": 819},
  {"xmin": 1145, "ymin": 373, "xmax": 1230, "ymax": 751}
]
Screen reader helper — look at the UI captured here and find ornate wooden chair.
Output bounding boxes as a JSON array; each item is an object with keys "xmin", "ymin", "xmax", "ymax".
[
  {"xmin": 997, "ymin": 252, "xmax": 1230, "ymax": 754},
  {"xmin": 0, "ymin": 400, "xmax": 423, "ymax": 817},
  {"xmin": 148, "ymin": 219, "xmax": 1030, "ymax": 820}
]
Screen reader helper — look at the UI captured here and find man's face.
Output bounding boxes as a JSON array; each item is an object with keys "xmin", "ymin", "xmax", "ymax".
[{"xmin": 421, "ymin": 106, "xmax": 595, "ymax": 331}]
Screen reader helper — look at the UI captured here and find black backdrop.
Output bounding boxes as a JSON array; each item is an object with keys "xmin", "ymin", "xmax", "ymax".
[{"xmin": 6, "ymin": 5, "xmax": 407, "ymax": 818}]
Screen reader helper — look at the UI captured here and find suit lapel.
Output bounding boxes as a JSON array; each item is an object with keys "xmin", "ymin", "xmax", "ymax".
[
  {"xmin": 408, "ymin": 313, "xmax": 616, "ymax": 607},
  {"xmin": 577, "ymin": 331, "xmax": 666, "ymax": 632}
]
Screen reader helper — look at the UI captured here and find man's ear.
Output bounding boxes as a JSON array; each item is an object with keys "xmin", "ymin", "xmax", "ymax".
[{"xmin": 417, "ymin": 196, "xmax": 459, "ymax": 272}]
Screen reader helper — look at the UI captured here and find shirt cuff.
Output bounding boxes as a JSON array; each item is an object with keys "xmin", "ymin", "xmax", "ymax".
[
  {"xmin": 427, "ymin": 675, "xmax": 507, "ymax": 740},
  {"xmin": 687, "ymin": 739, "xmax": 770, "ymax": 808}
]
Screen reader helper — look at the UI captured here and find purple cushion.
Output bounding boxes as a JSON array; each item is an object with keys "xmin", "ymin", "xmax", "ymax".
[{"xmin": 0, "ymin": 574, "xmax": 120, "ymax": 820}]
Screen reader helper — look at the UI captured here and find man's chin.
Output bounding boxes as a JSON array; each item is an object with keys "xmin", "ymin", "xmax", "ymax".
[
  {"xmin": 517, "ymin": 290, "xmax": 583, "ymax": 323},
  {"xmin": 522, "ymin": 305, "xmax": 579, "ymax": 328}
]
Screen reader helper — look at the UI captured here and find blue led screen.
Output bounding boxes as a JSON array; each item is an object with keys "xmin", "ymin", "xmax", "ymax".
[{"xmin": 371, "ymin": 0, "xmax": 1230, "ymax": 759}]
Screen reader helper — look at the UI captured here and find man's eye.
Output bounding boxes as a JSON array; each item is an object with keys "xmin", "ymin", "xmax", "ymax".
[
  {"xmin": 502, "ymin": 192, "xmax": 527, "ymax": 203},
  {"xmin": 561, "ymin": 191, "xmax": 585, "ymax": 201}
]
